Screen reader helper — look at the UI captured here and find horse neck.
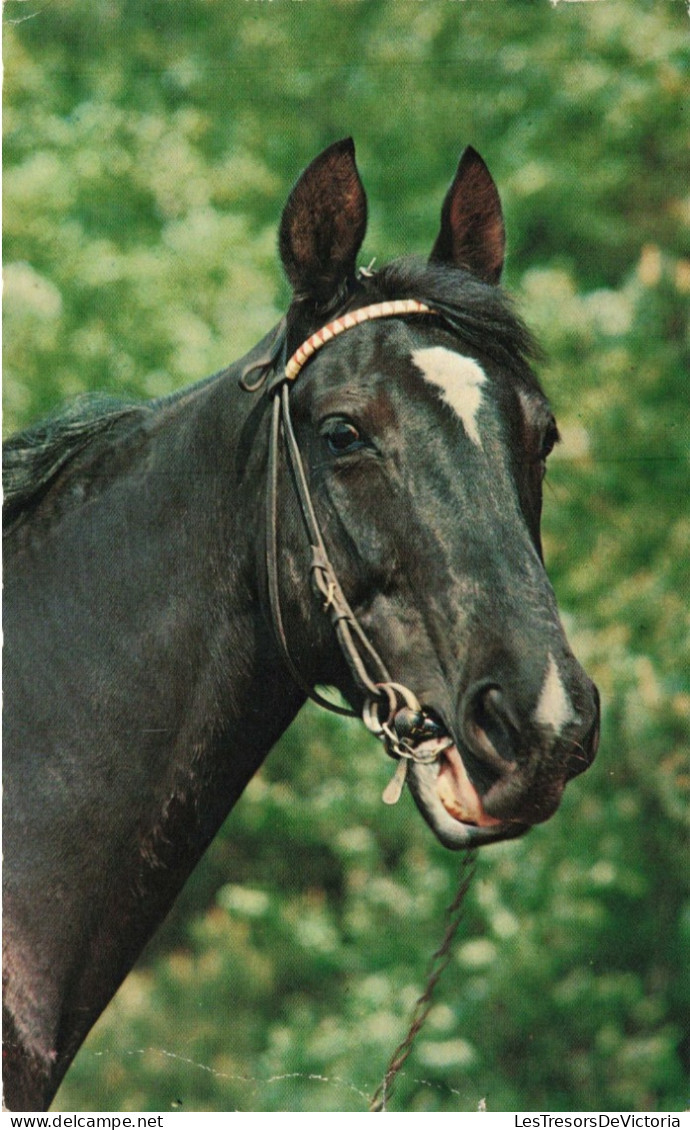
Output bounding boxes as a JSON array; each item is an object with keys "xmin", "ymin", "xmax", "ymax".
[
  {"xmin": 81, "ymin": 372, "xmax": 307, "ymax": 1022},
  {"xmin": 84, "ymin": 368, "xmax": 307, "ymax": 853},
  {"xmin": 4, "ymin": 367, "xmax": 307, "ymax": 1093}
]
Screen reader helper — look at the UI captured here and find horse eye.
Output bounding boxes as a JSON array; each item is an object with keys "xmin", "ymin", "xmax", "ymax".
[
  {"xmin": 322, "ymin": 418, "xmax": 366, "ymax": 456},
  {"xmin": 540, "ymin": 422, "xmax": 560, "ymax": 463},
  {"xmin": 536, "ymin": 423, "xmax": 559, "ymax": 482}
]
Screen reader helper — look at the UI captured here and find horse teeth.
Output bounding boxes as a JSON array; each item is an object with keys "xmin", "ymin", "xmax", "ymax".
[{"xmin": 382, "ymin": 758, "xmax": 408, "ymax": 805}]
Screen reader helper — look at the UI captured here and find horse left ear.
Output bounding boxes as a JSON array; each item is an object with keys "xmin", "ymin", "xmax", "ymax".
[
  {"xmin": 279, "ymin": 137, "xmax": 368, "ymax": 304},
  {"xmin": 430, "ymin": 147, "xmax": 505, "ymax": 284}
]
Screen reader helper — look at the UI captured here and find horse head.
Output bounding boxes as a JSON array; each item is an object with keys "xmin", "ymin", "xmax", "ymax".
[{"xmin": 255, "ymin": 138, "xmax": 600, "ymax": 848}]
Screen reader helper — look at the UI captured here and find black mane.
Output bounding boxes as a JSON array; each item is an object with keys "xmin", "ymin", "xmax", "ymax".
[{"xmin": 3, "ymin": 396, "xmax": 151, "ymax": 534}]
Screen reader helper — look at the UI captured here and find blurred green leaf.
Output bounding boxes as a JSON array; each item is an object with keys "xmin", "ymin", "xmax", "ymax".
[{"xmin": 4, "ymin": 0, "xmax": 688, "ymax": 1113}]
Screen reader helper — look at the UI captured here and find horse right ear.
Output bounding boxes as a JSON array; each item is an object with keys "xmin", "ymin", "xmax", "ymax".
[
  {"xmin": 430, "ymin": 147, "xmax": 505, "ymax": 284},
  {"xmin": 279, "ymin": 138, "xmax": 368, "ymax": 305}
]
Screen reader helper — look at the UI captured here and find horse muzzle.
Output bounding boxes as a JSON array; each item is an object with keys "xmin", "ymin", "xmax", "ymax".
[
  {"xmin": 362, "ymin": 683, "xmax": 523, "ymax": 847},
  {"xmin": 365, "ymin": 668, "xmax": 600, "ymax": 850}
]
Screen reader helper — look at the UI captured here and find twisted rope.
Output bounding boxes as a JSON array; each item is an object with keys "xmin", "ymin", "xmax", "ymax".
[{"xmin": 368, "ymin": 849, "xmax": 478, "ymax": 1112}]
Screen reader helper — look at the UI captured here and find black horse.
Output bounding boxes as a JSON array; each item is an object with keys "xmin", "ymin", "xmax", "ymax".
[{"xmin": 3, "ymin": 139, "xmax": 599, "ymax": 1111}]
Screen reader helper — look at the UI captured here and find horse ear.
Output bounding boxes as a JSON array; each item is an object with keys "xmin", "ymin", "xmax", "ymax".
[
  {"xmin": 430, "ymin": 147, "xmax": 505, "ymax": 284},
  {"xmin": 279, "ymin": 138, "xmax": 368, "ymax": 303}
]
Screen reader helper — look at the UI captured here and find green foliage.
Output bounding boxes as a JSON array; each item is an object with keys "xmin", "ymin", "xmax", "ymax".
[{"xmin": 4, "ymin": 0, "xmax": 688, "ymax": 1113}]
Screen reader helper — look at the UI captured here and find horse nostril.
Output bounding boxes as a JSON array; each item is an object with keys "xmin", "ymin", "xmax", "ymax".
[
  {"xmin": 565, "ymin": 687, "xmax": 601, "ymax": 782},
  {"xmin": 461, "ymin": 681, "xmax": 519, "ymax": 776},
  {"xmin": 456, "ymin": 674, "xmax": 600, "ymax": 828}
]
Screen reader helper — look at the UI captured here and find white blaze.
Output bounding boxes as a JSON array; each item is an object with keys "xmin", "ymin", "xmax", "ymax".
[
  {"xmin": 411, "ymin": 346, "xmax": 487, "ymax": 448},
  {"xmin": 534, "ymin": 652, "xmax": 574, "ymax": 735}
]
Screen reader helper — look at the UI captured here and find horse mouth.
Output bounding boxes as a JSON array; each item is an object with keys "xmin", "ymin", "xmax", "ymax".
[
  {"xmin": 366, "ymin": 696, "xmax": 529, "ymax": 848},
  {"xmin": 404, "ymin": 737, "xmax": 528, "ymax": 849},
  {"xmin": 436, "ymin": 743, "xmax": 501, "ymax": 827}
]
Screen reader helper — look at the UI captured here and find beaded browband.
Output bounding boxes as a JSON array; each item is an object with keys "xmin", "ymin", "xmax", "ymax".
[{"xmin": 284, "ymin": 299, "xmax": 435, "ymax": 382}]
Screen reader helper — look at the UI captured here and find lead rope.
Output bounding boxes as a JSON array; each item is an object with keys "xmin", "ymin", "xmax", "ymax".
[{"xmin": 368, "ymin": 849, "xmax": 478, "ymax": 1112}]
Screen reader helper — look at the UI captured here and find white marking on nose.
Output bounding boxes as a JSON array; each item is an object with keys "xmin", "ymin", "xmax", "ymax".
[
  {"xmin": 534, "ymin": 652, "xmax": 574, "ymax": 735},
  {"xmin": 411, "ymin": 346, "xmax": 487, "ymax": 448}
]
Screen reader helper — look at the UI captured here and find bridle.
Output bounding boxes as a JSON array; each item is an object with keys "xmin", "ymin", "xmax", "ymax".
[
  {"xmin": 241, "ymin": 298, "xmax": 451, "ymax": 801},
  {"xmin": 241, "ymin": 299, "xmax": 479, "ymax": 1109}
]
